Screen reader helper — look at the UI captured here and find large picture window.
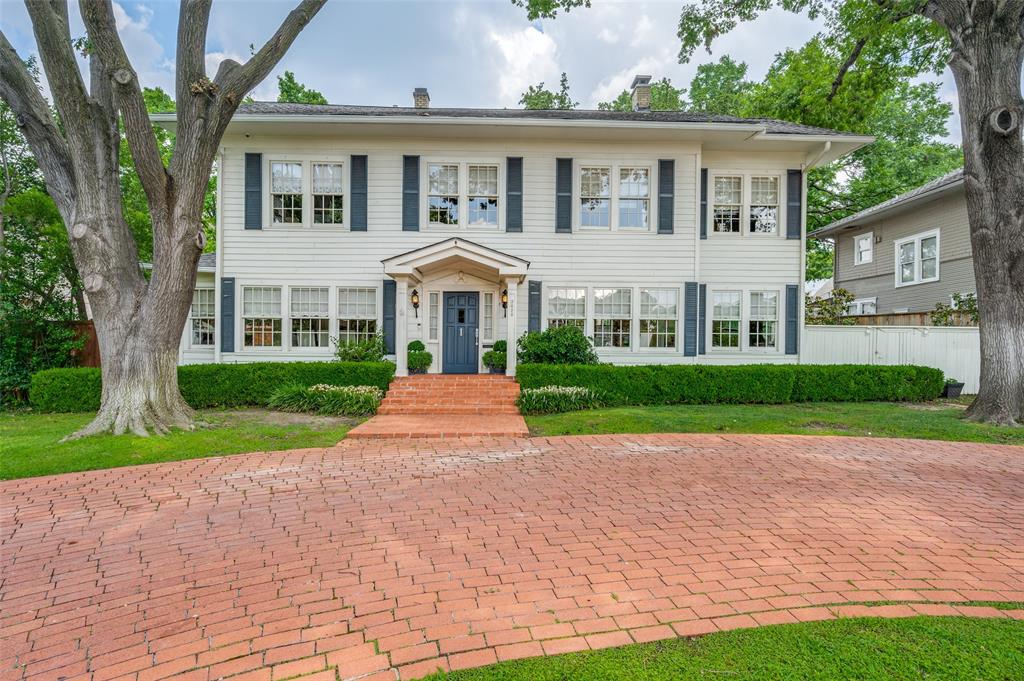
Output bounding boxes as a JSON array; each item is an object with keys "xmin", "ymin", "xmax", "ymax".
[
  {"xmin": 593, "ymin": 287, "xmax": 631, "ymax": 348},
  {"xmin": 311, "ymin": 163, "xmax": 343, "ymax": 225},
  {"xmin": 711, "ymin": 291, "xmax": 741, "ymax": 349},
  {"xmin": 580, "ymin": 167, "xmax": 611, "ymax": 228},
  {"xmin": 190, "ymin": 288, "xmax": 215, "ymax": 346},
  {"xmin": 639, "ymin": 288, "xmax": 677, "ymax": 348},
  {"xmin": 748, "ymin": 291, "xmax": 778, "ymax": 349},
  {"xmin": 338, "ymin": 287, "xmax": 377, "ymax": 344},
  {"xmin": 547, "ymin": 287, "xmax": 586, "ymax": 329},
  {"xmin": 895, "ymin": 230, "xmax": 939, "ymax": 286},
  {"xmin": 468, "ymin": 165, "xmax": 499, "ymax": 226},
  {"xmin": 618, "ymin": 168, "xmax": 650, "ymax": 228},
  {"xmin": 290, "ymin": 287, "xmax": 330, "ymax": 348},
  {"xmin": 243, "ymin": 286, "xmax": 282, "ymax": 348},
  {"xmin": 428, "ymin": 164, "xmax": 459, "ymax": 225},
  {"xmin": 270, "ymin": 162, "xmax": 303, "ymax": 224}
]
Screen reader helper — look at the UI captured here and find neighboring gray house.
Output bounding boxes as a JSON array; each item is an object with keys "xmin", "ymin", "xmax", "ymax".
[{"xmin": 814, "ymin": 169, "xmax": 974, "ymax": 316}]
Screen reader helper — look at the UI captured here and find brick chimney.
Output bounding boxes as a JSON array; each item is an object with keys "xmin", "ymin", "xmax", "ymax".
[
  {"xmin": 413, "ymin": 87, "xmax": 430, "ymax": 109},
  {"xmin": 630, "ymin": 75, "xmax": 652, "ymax": 111}
]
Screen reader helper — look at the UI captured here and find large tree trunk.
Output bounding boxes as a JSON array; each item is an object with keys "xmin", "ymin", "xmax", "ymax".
[{"xmin": 943, "ymin": 5, "xmax": 1024, "ymax": 425}]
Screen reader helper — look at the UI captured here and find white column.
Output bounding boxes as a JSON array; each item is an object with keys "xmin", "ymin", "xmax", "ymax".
[
  {"xmin": 395, "ymin": 278, "xmax": 408, "ymax": 377},
  {"xmin": 504, "ymin": 278, "xmax": 518, "ymax": 377}
]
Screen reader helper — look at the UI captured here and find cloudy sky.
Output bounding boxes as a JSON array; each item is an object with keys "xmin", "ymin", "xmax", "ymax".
[{"xmin": 2, "ymin": 0, "xmax": 963, "ymax": 140}]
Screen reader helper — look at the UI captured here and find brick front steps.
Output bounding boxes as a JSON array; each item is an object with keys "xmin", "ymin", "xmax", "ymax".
[{"xmin": 348, "ymin": 374, "xmax": 529, "ymax": 438}]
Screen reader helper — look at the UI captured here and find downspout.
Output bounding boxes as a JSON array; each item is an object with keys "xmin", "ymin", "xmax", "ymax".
[
  {"xmin": 798, "ymin": 141, "xmax": 830, "ymax": 362},
  {"xmin": 214, "ymin": 147, "xmax": 224, "ymax": 364},
  {"xmin": 805, "ymin": 140, "xmax": 832, "ymax": 169}
]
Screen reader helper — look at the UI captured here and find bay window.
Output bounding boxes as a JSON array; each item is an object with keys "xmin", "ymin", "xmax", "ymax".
[
  {"xmin": 311, "ymin": 163, "xmax": 344, "ymax": 225},
  {"xmin": 895, "ymin": 230, "xmax": 939, "ymax": 286},
  {"xmin": 748, "ymin": 291, "xmax": 778, "ymax": 349},
  {"xmin": 243, "ymin": 286, "xmax": 282, "ymax": 348},
  {"xmin": 190, "ymin": 288, "xmax": 215, "ymax": 346},
  {"xmin": 270, "ymin": 162, "xmax": 303, "ymax": 224},
  {"xmin": 290, "ymin": 287, "xmax": 330, "ymax": 348},
  {"xmin": 639, "ymin": 288, "xmax": 677, "ymax": 348},
  {"xmin": 337, "ymin": 287, "xmax": 377, "ymax": 343},
  {"xmin": 711, "ymin": 291, "xmax": 741, "ymax": 349},
  {"xmin": 593, "ymin": 287, "xmax": 631, "ymax": 348},
  {"xmin": 546, "ymin": 287, "xmax": 586, "ymax": 329}
]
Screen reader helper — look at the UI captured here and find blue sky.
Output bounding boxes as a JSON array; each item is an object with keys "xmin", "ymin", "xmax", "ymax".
[{"xmin": 2, "ymin": 0, "xmax": 962, "ymax": 140}]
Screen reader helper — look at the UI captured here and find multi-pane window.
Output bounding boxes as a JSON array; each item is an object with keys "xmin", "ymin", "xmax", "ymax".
[
  {"xmin": 580, "ymin": 167, "xmax": 611, "ymax": 227},
  {"xmin": 712, "ymin": 176, "xmax": 742, "ymax": 233},
  {"xmin": 191, "ymin": 288, "xmax": 215, "ymax": 346},
  {"xmin": 749, "ymin": 176, "xmax": 778, "ymax": 234},
  {"xmin": 639, "ymin": 288, "xmax": 677, "ymax": 348},
  {"xmin": 311, "ymin": 163, "xmax": 343, "ymax": 225},
  {"xmin": 468, "ymin": 165, "xmax": 499, "ymax": 226},
  {"xmin": 271, "ymin": 162, "xmax": 303, "ymax": 224},
  {"xmin": 547, "ymin": 287, "xmax": 586, "ymax": 329},
  {"xmin": 243, "ymin": 286, "xmax": 282, "ymax": 348},
  {"xmin": 482, "ymin": 292, "xmax": 494, "ymax": 340},
  {"xmin": 337, "ymin": 287, "xmax": 377, "ymax": 343},
  {"xmin": 290, "ymin": 287, "xmax": 330, "ymax": 348},
  {"xmin": 428, "ymin": 164, "xmax": 459, "ymax": 225},
  {"xmin": 593, "ymin": 287, "xmax": 631, "ymax": 348},
  {"xmin": 429, "ymin": 292, "xmax": 439, "ymax": 341},
  {"xmin": 854, "ymin": 233, "xmax": 873, "ymax": 265},
  {"xmin": 847, "ymin": 298, "xmax": 877, "ymax": 315},
  {"xmin": 896, "ymin": 230, "xmax": 939, "ymax": 286},
  {"xmin": 748, "ymin": 291, "xmax": 778, "ymax": 349},
  {"xmin": 711, "ymin": 291, "xmax": 741, "ymax": 349},
  {"xmin": 618, "ymin": 168, "xmax": 650, "ymax": 228}
]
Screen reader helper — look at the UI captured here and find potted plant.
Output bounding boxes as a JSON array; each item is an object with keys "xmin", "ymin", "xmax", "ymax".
[
  {"xmin": 482, "ymin": 340, "xmax": 507, "ymax": 374},
  {"xmin": 407, "ymin": 340, "xmax": 432, "ymax": 375},
  {"xmin": 942, "ymin": 377, "xmax": 965, "ymax": 399}
]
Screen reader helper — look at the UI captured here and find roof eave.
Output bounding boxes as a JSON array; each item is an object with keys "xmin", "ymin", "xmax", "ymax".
[{"xmin": 813, "ymin": 175, "xmax": 964, "ymax": 238}]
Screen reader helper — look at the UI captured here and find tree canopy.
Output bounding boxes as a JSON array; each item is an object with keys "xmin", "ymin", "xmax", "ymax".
[
  {"xmin": 277, "ymin": 70, "xmax": 328, "ymax": 104},
  {"xmin": 520, "ymin": 72, "xmax": 578, "ymax": 109}
]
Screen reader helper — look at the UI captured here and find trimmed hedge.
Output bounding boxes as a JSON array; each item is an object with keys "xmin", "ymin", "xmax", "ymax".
[
  {"xmin": 516, "ymin": 363, "xmax": 944, "ymax": 407},
  {"xmin": 29, "ymin": 361, "xmax": 396, "ymax": 413}
]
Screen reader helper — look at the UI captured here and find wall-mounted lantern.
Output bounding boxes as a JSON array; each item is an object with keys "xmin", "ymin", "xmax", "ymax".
[
  {"xmin": 411, "ymin": 289, "xmax": 420, "ymax": 318},
  {"xmin": 501, "ymin": 289, "xmax": 509, "ymax": 317}
]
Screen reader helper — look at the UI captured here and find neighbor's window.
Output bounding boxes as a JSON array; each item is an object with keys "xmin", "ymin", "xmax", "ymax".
[
  {"xmin": 639, "ymin": 288, "xmax": 677, "ymax": 348},
  {"xmin": 428, "ymin": 292, "xmax": 439, "ymax": 341},
  {"xmin": 546, "ymin": 287, "xmax": 586, "ymax": 330},
  {"xmin": 749, "ymin": 176, "xmax": 779, "ymax": 234},
  {"xmin": 854, "ymin": 232, "xmax": 873, "ymax": 265},
  {"xmin": 468, "ymin": 164, "xmax": 499, "ymax": 226},
  {"xmin": 711, "ymin": 291, "xmax": 741, "ymax": 349},
  {"xmin": 290, "ymin": 287, "xmax": 330, "ymax": 348},
  {"xmin": 482, "ymin": 292, "xmax": 495, "ymax": 341},
  {"xmin": 712, "ymin": 176, "xmax": 742, "ymax": 233},
  {"xmin": 271, "ymin": 162, "xmax": 303, "ymax": 224},
  {"xmin": 618, "ymin": 167, "xmax": 650, "ymax": 229},
  {"xmin": 847, "ymin": 298, "xmax": 877, "ymax": 316},
  {"xmin": 338, "ymin": 287, "xmax": 377, "ymax": 343},
  {"xmin": 580, "ymin": 167, "xmax": 611, "ymax": 228},
  {"xmin": 593, "ymin": 287, "xmax": 631, "ymax": 348},
  {"xmin": 311, "ymin": 163, "xmax": 344, "ymax": 225},
  {"xmin": 243, "ymin": 286, "xmax": 282, "ymax": 348},
  {"xmin": 428, "ymin": 163, "xmax": 459, "ymax": 225},
  {"xmin": 191, "ymin": 288, "xmax": 215, "ymax": 346},
  {"xmin": 748, "ymin": 290, "xmax": 778, "ymax": 349},
  {"xmin": 896, "ymin": 230, "xmax": 939, "ymax": 286}
]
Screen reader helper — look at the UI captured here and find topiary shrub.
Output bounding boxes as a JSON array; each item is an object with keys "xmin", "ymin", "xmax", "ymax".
[
  {"xmin": 408, "ymin": 340, "xmax": 426, "ymax": 352},
  {"xmin": 517, "ymin": 385, "xmax": 602, "ymax": 414},
  {"xmin": 492, "ymin": 340, "xmax": 507, "ymax": 352},
  {"xmin": 268, "ymin": 384, "xmax": 384, "ymax": 416},
  {"xmin": 517, "ymin": 326, "xmax": 599, "ymax": 365},
  {"xmin": 408, "ymin": 350, "xmax": 433, "ymax": 373},
  {"xmin": 334, "ymin": 332, "xmax": 386, "ymax": 362}
]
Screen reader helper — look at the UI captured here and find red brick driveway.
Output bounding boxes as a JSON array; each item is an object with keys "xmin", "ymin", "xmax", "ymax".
[{"xmin": 2, "ymin": 434, "xmax": 1023, "ymax": 681}]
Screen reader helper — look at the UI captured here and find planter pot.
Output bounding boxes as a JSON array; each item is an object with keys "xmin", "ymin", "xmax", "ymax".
[
  {"xmin": 942, "ymin": 382, "xmax": 964, "ymax": 398},
  {"xmin": 488, "ymin": 367, "xmax": 506, "ymax": 375}
]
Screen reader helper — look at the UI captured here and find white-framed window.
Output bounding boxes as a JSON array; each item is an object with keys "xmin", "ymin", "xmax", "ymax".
[
  {"xmin": 337, "ymin": 287, "xmax": 377, "ymax": 343},
  {"xmin": 593, "ymin": 287, "xmax": 631, "ymax": 348},
  {"xmin": 468, "ymin": 165, "xmax": 499, "ymax": 227},
  {"xmin": 428, "ymin": 292, "xmax": 440, "ymax": 341},
  {"xmin": 638, "ymin": 288, "xmax": 677, "ymax": 348},
  {"xmin": 749, "ymin": 176, "xmax": 779, "ymax": 234},
  {"xmin": 270, "ymin": 162, "xmax": 303, "ymax": 225},
  {"xmin": 546, "ymin": 287, "xmax": 586, "ymax": 329},
  {"xmin": 290, "ymin": 287, "xmax": 330, "ymax": 348},
  {"xmin": 853, "ymin": 232, "xmax": 873, "ymax": 265},
  {"xmin": 712, "ymin": 175, "xmax": 742, "ymax": 234},
  {"xmin": 847, "ymin": 297, "xmax": 877, "ymax": 315},
  {"xmin": 711, "ymin": 291, "xmax": 741, "ymax": 349},
  {"xmin": 748, "ymin": 291, "xmax": 778, "ymax": 349},
  {"xmin": 190, "ymin": 288, "xmax": 215, "ymax": 346},
  {"xmin": 895, "ymin": 229, "xmax": 939, "ymax": 287},
  {"xmin": 311, "ymin": 162, "xmax": 344, "ymax": 225},
  {"xmin": 618, "ymin": 167, "xmax": 650, "ymax": 229},
  {"xmin": 427, "ymin": 163, "xmax": 460, "ymax": 225},
  {"xmin": 580, "ymin": 166, "xmax": 612, "ymax": 228},
  {"xmin": 242, "ymin": 286, "xmax": 282, "ymax": 348},
  {"xmin": 482, "ymin": 292, "xmax": 495, "ymax": 341}
]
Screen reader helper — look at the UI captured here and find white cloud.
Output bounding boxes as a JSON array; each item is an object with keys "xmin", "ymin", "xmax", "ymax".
[
  {"xmin": 597, "ymin": 28, "xmax": 619, "ymax": 45},
  {"xmin": 488, "ymin": 26, "xmax": 560, "ymax": 106}
]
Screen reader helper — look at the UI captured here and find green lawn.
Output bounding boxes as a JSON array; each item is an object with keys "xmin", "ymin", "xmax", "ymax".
[
  {"xmin": 423, "ymin": 616, "xmax": 1024, "ymax": 681},
  {"xmin": 0, "ymin": 409, "xmax": 357, "ymax": 480},
  {"xmin": 526, "ymin": 399, "xmax": 1024, "ymax": 445}
]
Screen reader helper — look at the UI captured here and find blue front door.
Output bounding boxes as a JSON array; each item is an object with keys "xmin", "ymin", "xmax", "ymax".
[{"xmin": 443, "ymin": 292, "xmax": 479, "ymax": 374}]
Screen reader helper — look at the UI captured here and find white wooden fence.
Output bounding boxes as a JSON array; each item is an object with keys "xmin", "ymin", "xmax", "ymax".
[{"xmin": 801, "ymin": 325, "xmax": 981, "ymax": 393}]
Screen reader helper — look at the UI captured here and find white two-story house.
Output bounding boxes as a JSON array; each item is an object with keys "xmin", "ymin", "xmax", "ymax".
[{"xmin": 156, "ymin": 77, "xmax": 870, "ymax": 377}]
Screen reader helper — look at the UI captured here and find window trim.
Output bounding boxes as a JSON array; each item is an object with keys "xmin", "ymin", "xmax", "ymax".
[
  {"xmin": 288, "ymin": 286, "xmax": 332, "ymax": 351},
  {"xmin": 709, "ymin": 289, "xmax": 742, "ymax": 351},
  {"xmin": 336, "ymin": 286, "xmax": 380, "ymax": 346},
  {"xmin": 573, "ymin": 160, "xmax": 655, "ymax": 232},
  {"xmin": 310, "ymin": 161, "xmax": 346, "ymax": 227},
  {"xmin": 847, "ymin": 297, "xmax": 877, "ymax": 316},
  {"xmin": 545, "ymin": 285, "xmax": 588, "ymax": 331},
  {"xmin": 263, "ymin": 156, "xmax": 350, "ymax": 230},
  {"xmin": 747, "ymin": 289, "xmax": 780, "ymax": 351},
  {"xmin": 893, "ymin": 228, "xmax": 940, "ymax": 288},
  {"xmin": 422, "ymin": 158, "xmax": 504, "ymax": 231},
  {"xmin": 189, "ymin": 287, "xmax": 216, "ymax": 348},
  {"xmin": 637, "ymin": 287, "xmax": 679, "ymax": 351},
  {"xmin": 853, "ymin": 231, "xmax": 874, "ymax": 265},
  {"xmin": 707, "ymin": 171, "xmax": 787, "ymax": 238},
  {"xmin": 705, "ymin": 285, "xmax": 785, "ymax": 354},
  {"xmin": 241, "ymin": 285, "xmax": 284, "ymax": 350},
  {"xmin": 592, "ymin": 286, "xmax": 633, "ymax": 350}
]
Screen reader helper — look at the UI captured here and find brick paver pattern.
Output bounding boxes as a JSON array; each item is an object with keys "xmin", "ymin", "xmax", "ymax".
[{"xmin": 2, "ymin": 434, "xmax": 1023, "ymax": 681}]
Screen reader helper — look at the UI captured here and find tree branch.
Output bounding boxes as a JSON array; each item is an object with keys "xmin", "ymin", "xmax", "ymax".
[
  {"xmin": 176, "ymin": 0, "xmax": 212, "ymax": 107},
  {"xmin": 827, "ymin": 36, "xmax": 868, "ymax": 102}
]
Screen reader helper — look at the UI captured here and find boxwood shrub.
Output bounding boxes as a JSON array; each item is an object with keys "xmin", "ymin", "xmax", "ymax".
[
  {"xmin": 516, "ymin": 363, "xmax": 943, "ymax": 408},
  {"xmin": 29, "ymin": 361, "xmax": 396, "ymax": 412}
]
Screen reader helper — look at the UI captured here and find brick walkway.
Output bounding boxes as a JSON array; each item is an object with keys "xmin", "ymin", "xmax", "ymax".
[{"xmin": 2, "ymin": 434, "xmax": 1023, "ymax": 681}]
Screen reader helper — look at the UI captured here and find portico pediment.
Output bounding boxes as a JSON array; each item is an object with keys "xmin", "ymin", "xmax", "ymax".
[{"xmin": 382, "ymin": 238, "xmax": 529, "ymax": 283}]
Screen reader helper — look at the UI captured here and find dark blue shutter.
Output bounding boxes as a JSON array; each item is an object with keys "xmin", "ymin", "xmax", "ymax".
[
  {"xmin": 785, "ymin": 284, "xmax": 799, "ymax": 355},
  {"xmin": 698, "ymin": 284, "xmax": 707, "ymax": 355},
  {"xmin": 350, "ymin": 155, "xmax": 367, "ymax": 231},
  {"xmin": 657, "ymin": 159, "xmax": 674, "ymax": 234},
  {"xmin": 528, "ymin": 280, "xmax": 542, "ymax": 332},
  {"xmin": 683, "ymin": 282, "xmax": 698, "ymax": 357},
  {"xmin": 787, "ymin": 169, "xmax": 802, "ymax": 239},
  {"xmin": 402, "ymin": 155, "xmax": 419, "ymax": 231},
  {"xmin": 699, "ymin": 168, "xmax": 708, "ymax": 240},
  {"xmin": 244, "ymin": 153, "xmax": 262, "ymax": 230},
  {"xmin": 555, "ymin": 158, "xmax": 572, "ymax": 233},
  {"xmin": 220, "ymin": 277, "xmax": 235, "ymax": 353},
  {"xmin": 382, "ymin": 280, "xmax": 396, "ymax": 354},
  {"xmin": 506, "ymin": 157, "xmax": 523, "ymax": 232}
]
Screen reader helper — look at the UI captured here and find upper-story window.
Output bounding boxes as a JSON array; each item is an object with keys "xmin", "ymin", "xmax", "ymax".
[
  {"xmin": 426, "ymin": 161, "xmax": 501, "ymax": 229},
  {"xmin": 712, "ymin": 176, "xmax": 742, "ymax": 233},
  {"xmin": 580, "ymin": 167, "xmax": 611, "ymax": 228},
  {"xmin": 711, "ymin": 173, "xmax": 784, "ymax": 236},
  {"xmin": 468, "ymin": 165, "xmax": 499, "ymax": 226},
  {"xmin": 271, "ymin": 162, "xmax": 303, "ymax": 224},
  {"xmin": 895, "ymin": 229, "xmax": 939, "ymax": 287},
  {"xmin": 619, "ymin": 168, "xmax": 650, "ymax": 229},
  {"xmin": 854, "ymin": 232, "xmax": 873, "ymax": 265},
  {"xmin": 749, "ymin": 177, "xmax": 779, "ymax": 234},
  {"xmin": 312, "ymin": 163, "xmax": 344, "ymax": 225},
  {"xmin": 577, "ymin": 164, "xmax": 653, "ymax": 230},
  {"xmin": 428, "ymin": 164, "xmax": 459, "ymax": 225}
]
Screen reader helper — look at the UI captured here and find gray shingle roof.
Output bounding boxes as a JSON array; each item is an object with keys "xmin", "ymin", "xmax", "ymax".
[
  {"xmin": 814, "ymin": 169, "xmax": 964, "ymax": 236},
  {"xmin": 198, "ymin": 252, "xmax": 216, "ymax": 271},
  {"xmin": 226, "ymin": 101, "xmax": 864, "ymax": 137}
]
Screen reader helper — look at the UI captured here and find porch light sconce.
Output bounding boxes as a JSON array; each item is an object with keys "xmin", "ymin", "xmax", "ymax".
[
  {"xmin": 501, "ymin": 289, "xmax": 509, "ymax": 317},
  {"xmin": 411, "ymin": 289, "xmax": 420, "ymax": 318}
]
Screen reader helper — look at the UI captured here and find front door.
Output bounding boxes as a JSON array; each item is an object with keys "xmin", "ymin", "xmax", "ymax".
[{"xmin": 443, "ymin": 292, "xmax": 479, "ymax": 374}]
